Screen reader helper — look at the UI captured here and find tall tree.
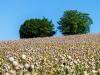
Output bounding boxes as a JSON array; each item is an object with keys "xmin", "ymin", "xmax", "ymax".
[
  {"xmin": 19, "ymin": 18, "xmax": 55, "ymax": 38},
  {"xmin": 58, "ymin": 10, "xmax": 93, "ymax": 35}
]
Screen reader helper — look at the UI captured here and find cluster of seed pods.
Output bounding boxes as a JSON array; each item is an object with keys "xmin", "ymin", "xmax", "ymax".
[{"xmin": 0, "ymin": 34, "xmax": 100, "ymax": 75}]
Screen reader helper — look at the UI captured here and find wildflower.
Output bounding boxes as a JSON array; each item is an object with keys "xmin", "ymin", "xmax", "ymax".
[
  {"xmin": 77, "ymin": 59, "xmax": 80, "ymax": 62},
  {"xmin": 61, "ymin": 64, "xmax": 64, "ymax": 68},
  {"xmin": 15, "ymin": 66, "xmax": 20, "ymax": 70},
  {"xmin": 73, "ymin": 60, "xmax": 78, "ymax": 64},
  {"xmin": 19, "ymin": 64, "xmax": 24, "ymax": 69},
  {"xmin": 25, "ymin": 64, "xmax": 30, "ymax": 69},
  {"xmin": 84, "ymin": 71, "xmax": 89, "ymax": 75},
  {"xmin": 65, "ymin": 66, "xmax": 70, "ymax": 69},
  {"xmin": 54, "ymin": 58, "xmax": 58, "ymax": 61},
  {"xmin": 61, "ymin": 56, "xmax": 65, "ymax": 60},
  {"xmin": 13, "ymin": 61, "xmax": 18, "ymax": 66},
  {"xmin": 30, "ymin": 64, "xmax": 34, "ymax": 69},
  {"xmin": 70, "ymin": 61, "xmax": 74, "ymax": 65},
  {"xmin": 3, "ymin": 64, "xmax": 10, "ymax": 70},
  {"xmin": 10, "ymin": 70, "xmax": 16, "ymax": 74},
  {"xmin": 5, "ymin": 72, "xmax": 10, "ymax": 75},
  {"xmin": 92, "ymin": 70, "xmax": 97, "ymax": 73},
  {"xmin": 9, "ymin": 57, "xmax": 14, "ymax": 62},
  {"xmin": 67, "ymin": 55, "xmax": 72, "ymax": 59},
  {"xmin": 21, "ymin": 54, "xmax": 26, "ymax": 59}
]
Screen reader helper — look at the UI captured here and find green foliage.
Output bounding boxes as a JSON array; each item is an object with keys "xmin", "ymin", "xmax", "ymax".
[
  {"xmin": 19, "ymin": 18, "xmax": 55, "ymax": 38},
  {"xmin": 58, "ymin": 10, "xmax": 93, "ymax": 35},
  {"xmin": 52, "ymin": 64, "xmax": 65, "ymax": 75},
  {"xmin": 74, "ymin": 64, "xmax": 85, "ymax": 75}
]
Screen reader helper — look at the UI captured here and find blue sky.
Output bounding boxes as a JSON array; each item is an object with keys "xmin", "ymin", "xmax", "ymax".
[{"xmin": 0, "ymin": 0, "xmax": 100, "ymax": 40}]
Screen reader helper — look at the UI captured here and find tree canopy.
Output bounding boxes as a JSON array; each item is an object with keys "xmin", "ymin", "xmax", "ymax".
[
  {"xmin": 58, "ymin": 10, "xmax": 93, "ymax": 35},
  {"xmin": 19, "ymin": 18, "xmax": 55, "ymax": 38}
]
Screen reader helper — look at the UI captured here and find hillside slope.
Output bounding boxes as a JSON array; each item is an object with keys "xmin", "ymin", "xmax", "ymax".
[{"xmin": 0, "ymin": 34, "xmax": 100, "ymax": 75}]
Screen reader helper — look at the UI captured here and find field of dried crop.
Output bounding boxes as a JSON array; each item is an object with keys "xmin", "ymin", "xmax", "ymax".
[{"xmin": 0, "ymin": 34, "xmax": 100, "ymax": 75}]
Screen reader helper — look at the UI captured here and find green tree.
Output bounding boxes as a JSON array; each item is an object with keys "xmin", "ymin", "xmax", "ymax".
[
  {"xmin": 58, "ymin": 10, "xmax": 93, "ymax": 35},
  {"xmin": 19, "ymin": 18, "xmax": 55, "ymax": 38}
]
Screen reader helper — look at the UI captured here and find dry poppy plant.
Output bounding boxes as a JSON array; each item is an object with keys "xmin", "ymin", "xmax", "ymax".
[{"xmin": 0, "ymin": 34, "xmax": 100, "ymax": 75}]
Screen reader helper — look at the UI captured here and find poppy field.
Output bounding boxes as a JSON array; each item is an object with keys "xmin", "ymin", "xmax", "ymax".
[{"xmin": 0, "ymin": 34, "xmax": 100, "ymax": 75}]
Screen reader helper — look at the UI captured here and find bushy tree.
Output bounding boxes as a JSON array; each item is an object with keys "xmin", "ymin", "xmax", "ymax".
[
  {"xmin": 58, "ymin": 10, "xmax": 93, "ymax": 35},
  {"xmin": 19, "ymin": 18, "xmax": 55, "ymax": 38}
]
